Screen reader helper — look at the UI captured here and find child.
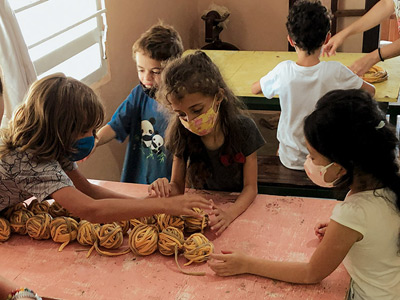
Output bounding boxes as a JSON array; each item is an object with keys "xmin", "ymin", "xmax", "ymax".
[
  {"xmin": 148, "ymin": 51, "xmax": 266, "ymax": 235},
  {"xmin": 96, "ymin": 23, "xmax": 183, "ymax": 184},
  {"xmin": 209, "ymin": 89, "xmax": 400, "ymax": 300},
  {"xmin": 0, "ymin": 74, "xmax": 211, "ymax": 223},
  {"xmin": 251, "ymin": 0, "xmax": 375, "ymax": 170}
]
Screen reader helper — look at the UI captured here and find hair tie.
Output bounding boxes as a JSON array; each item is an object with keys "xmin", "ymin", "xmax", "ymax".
[{"xmin": 375, "ymin": 120, "xmax": 385, "ymax": 129}]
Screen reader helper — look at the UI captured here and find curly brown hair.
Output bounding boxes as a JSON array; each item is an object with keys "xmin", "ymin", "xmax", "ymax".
[{"xmin": 156, "ymin": 51, "xmax": 248, "ymax": 188}]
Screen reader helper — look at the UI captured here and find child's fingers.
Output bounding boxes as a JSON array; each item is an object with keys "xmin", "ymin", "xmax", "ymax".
[
  {"xmin": 209, "ymin": 253, "xmax": 228, "ymax": 261},
  {"xmin": 161, "ymin": 183, "xmax": 169, "ymax": 197},
  {"xmin": 148, "ymin": 184, "xmax": 154, "ymax": 195}
]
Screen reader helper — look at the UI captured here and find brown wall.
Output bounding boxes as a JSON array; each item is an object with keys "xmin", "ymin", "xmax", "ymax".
[{"xmin": 79, "ymin": 0, "xmax": 367, "ymax": 181}]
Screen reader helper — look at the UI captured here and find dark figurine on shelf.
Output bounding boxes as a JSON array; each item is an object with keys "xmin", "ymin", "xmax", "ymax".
[{"xmin": 201, "ymin": 10, "xmax": 239, "ymax": 51}]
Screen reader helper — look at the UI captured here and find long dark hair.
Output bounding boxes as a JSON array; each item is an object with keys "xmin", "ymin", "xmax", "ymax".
[
  {"xmin": 156, "ymin": 51, "xmax": 248, "ymax": 188},
  {"xmin": 304, "ymin": 89, "xmax": 400, "ymax": 209}
]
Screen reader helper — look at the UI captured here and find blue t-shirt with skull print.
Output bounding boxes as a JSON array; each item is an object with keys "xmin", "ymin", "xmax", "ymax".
[{"xmin": 108, "ymin": 84, "xmax": 172, "ymax": 184}]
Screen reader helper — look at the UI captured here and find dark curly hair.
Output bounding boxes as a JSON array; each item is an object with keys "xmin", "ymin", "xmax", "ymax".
[{"xmin": 286, "ymin": 0, "xmax": 331, "ymax": 55}]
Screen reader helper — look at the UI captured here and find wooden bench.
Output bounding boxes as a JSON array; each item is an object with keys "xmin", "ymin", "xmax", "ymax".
[{"xmin": 257, "ymin": 155, "xmax": 345, "ymax": 200}]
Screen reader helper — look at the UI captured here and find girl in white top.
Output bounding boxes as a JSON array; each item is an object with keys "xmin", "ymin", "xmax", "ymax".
[
  {"xmin": 208, "ymin": 89, "xmax": 400, "ymax": 300},
  {"xmin": 323, "ymin": 0, "xmax": 400, "ymax": 76}
]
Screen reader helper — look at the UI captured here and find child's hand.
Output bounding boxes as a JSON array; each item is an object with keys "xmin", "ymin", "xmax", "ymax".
[
  {"xmin": 314, "ymin": 221, "xmax": 329, "ymax": 240},
  {"xmin": 148, "ymin": 177, "xmax": 172, "ymax": 197},
  {"xmin": 209, "ymin": 201, "xmax": 234, "ymax": 236},
  {"xmin": 208, "ymin": 250, "xmax": 249, "ymax": 276},
  {"xmin": 165, "ymin": 194, "xmax": 212, "ymax": 217}
]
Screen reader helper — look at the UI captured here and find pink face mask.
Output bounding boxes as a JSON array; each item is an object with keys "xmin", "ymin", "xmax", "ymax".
[{"xmin": 304, "ymin": 155, "xmax": 338, "ymax": 188}]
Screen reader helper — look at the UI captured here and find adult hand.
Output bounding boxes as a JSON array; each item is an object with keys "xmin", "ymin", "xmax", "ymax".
[
  {"xmin": 314, "ymin": 221, "xmax": 329, "ymax": 241},
  {"xmin": 148, "ymin": 177, "xmax": 172, "ymax": 197},
  {"xmin": 208, "ymin": 201, "xmax": 234, "ymax": 236},
  {"xmin": 208, "ymin": 250, "xmax": 249, "ymax": 276},
  {"xmin": 348, "ymin": 51, "xmax": 378, "ymax": 76},
  {"xmin": 322, "ymin": 31, "xmax": 346, "ymax": 57}
]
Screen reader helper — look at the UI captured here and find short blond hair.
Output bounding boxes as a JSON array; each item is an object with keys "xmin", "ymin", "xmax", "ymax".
[{"xmin": 0, "ymin": 73, "xmax": 104, "ymax": 161}]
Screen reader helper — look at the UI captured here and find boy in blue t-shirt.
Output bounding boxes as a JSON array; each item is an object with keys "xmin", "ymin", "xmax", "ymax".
[{"xmin": 97, "ymin": 24, "xmax": 183, "ymax": 184}]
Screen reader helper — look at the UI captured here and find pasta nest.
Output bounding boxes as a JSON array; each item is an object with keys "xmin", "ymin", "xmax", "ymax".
[
  {"xmin": 181, "ymin": 208, "xmax": 209, "ymax": 233},
  {"xmin": 77, "ymin": 220, "xmax": 100, "ymax": 247},
  {"xmin": 362, "ymin": 65, "xmax": 388, "ymax": 83},
  {"xmin": 129, "ymin": 224, "xmax": 159, "ymax": 256},
  {"xmin": 50, "ymin": 216, "xmax": 79, "ymax": 251},
  {"xmin": 28, "ymin": 199, "xmax": 50, "ymax": 215},
  {"xmin": 26, "ymin": 213, "xmax": 53, "ymax": 240},
  {"xmin": 48, "ymin": 201, "xmax": 71, "ymax": 218},
  {"xmin": 1, "ymin": 202, "xmax": 28, "ymax": 220},
  {"xmin": 0, "ymin": 217, "xmax": 11, "ymax": 242},
  {"xmin": 183, "ymin": 233, "xmax": 214, "ymax": 266},
  {"xmin": 158, "ymin": 226, "xmax": 185, "ymax": 256},
  {"xmin": 156, "ymin": 214, "xmax": 184, "ymax": 231},
  {"xmin": 129, "ymin": 215, "xmax": 157, "ymax": 229},
  {"xmin": 9, "ymin": 209, "xmax": 34, "ymax": 235},
  {"xmin": 115, "ymin": 220, "xmax": 130, "ymax": 235},
  {"xmin": 96, "ymin": 223, "xmax": 124, "ymax": 250}
]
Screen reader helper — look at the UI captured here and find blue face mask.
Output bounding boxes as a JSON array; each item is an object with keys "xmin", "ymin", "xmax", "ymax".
[{"xmin": 69, "ymin": 136, "xmax": 95, "ymax": 161}]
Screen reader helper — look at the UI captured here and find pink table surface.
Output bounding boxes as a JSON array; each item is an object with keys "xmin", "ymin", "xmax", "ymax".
[{"xmin": 0, "ymin": 180, "xmax": 350, "ymax": 300}]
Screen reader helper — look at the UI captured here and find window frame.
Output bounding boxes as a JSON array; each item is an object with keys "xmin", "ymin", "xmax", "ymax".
[{"xmin": 12, "ymin": 0, "xmax": 107, "ymax": 85}]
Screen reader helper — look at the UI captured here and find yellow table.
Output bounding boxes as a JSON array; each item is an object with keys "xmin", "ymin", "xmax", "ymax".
[{"xmin": 186, "ymin": 50, "xmax": 400, "ymax": 102}]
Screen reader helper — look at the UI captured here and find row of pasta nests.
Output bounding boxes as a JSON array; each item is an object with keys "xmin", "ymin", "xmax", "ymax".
[{"xmin": 0, "ymin": 201, "xmax": 213, "ymax": 275}]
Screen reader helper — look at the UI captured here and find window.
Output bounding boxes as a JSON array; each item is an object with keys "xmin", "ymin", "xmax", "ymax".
[{"xmin": 9, "ymin": 0, "xmax": 107, "ymax": 85}]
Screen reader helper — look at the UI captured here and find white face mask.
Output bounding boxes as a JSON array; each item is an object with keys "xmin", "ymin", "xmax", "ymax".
[{"xmin": 304, "ymin": 155, "xmax": 338, "ymax": 188}]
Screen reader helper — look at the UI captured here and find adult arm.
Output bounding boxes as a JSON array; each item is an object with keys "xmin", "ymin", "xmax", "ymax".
[
  {"xmin": 210, "ymin": 151, "xmax": 258, "ymax": 235},
  {"xmin": 323, "ymin": 0, "xmax": 395, "ymax": 56},
  {"xmin": 350, "ymin": 38, "xmax": 400, "ymax": 75},
  {"xmin": 209, "ymin": 220, "xmax": 361, "ymax": 283}
]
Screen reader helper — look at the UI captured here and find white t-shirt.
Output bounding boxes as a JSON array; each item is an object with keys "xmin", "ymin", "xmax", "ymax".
[
  {"xmin": 260, "ymin": 60, "xmax": 363, "ymax": 170},
  {"xmin": 331, "ymin": 188, "xmax": 400, "ymax": 300}
]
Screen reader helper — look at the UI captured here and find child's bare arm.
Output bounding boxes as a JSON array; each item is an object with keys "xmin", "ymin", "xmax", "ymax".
[
  {"xmin": 360, "ymin": 81, "xmax": 375, "ymax": 96},
  {"xmin": 169, "ymin": 155, "xmax": 186, "ymax": 195},
  {"xmin": 51, "ymin": 183, "xmax": 211, "ymax": 223},
  {"xmin": 210, "ymin": 152, "xmax": 258, "ymax": 235},
  {"xmin": 209, "ymin": 220, "xmax": 361, "ymax": 283},
  {"xmin": 251, "ymin": 81, "xmax": 262, "ymax": 95},
  {"xmin": 96, "ymin": 124, "xmax": 117, "ymax": 146},
  {"xmin": 66, "ymin": 168, "xmax": 131, "ymax": 199}
]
